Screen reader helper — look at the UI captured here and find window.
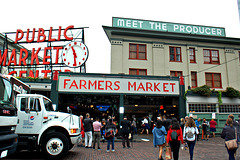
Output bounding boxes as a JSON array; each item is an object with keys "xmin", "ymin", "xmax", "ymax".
[
  {"xmin": 44, "ymin": 97, "xmax": 54, "ymax": 111},
  {"xmin": 188, "ymin": 104, "xmax": 216, "ymax": 112},
  {"xmin": 30, "ymin": 98, "xmax": 41, "ymax": 111},
  {"xmin": 170, "ymin": 71, "xmax": 182, "ymax": 77},
  {"xmin": 191, "ymin": 72, "xmax": 197, "ymax": 88},
  {"xmin": 129, "ymin": 69, "xmax": 147, "ymax": 75},
  {"xmin": 20, "ymin": 98, "xmax": 28, "ymax": 111},
  {"xmin": 129, "ymin": 44, "xmax": 147, "ymax": 60},
  {"xmin": 239, "ymin": 51, "xmax": 240, "ymax": 63},
  {"xmin": 189, "ymin": 48, "xmax": 196, "ymax": 63},
  {"xmin": 203, "ymin": 49, "xmax": 220, "ymax": 64},
  {"xmin": 219, "ymin": 104, "xmax": 240, "ymax": 113},
  {"xmin": 170, "ymin": 46, "xmax": 182, "ymax": 62},
  {"xmin": 205, "ymin": 73, "xmax": 222, "ymax": 88}
]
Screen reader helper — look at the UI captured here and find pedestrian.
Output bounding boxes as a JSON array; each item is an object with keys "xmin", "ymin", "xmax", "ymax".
[
  {"xmin": 202, "ymin": 118, "xmax": 209, "ymax": 141},
  {"xmin": 221, "ymin": 118, "xmax": 237, "ymax": 160},
  {"xmin": 236, "ymin": 114, "xmax": 240, "ymax": 142},
  {"xmin": 183, "ymin": 117, "xmax": 199, "ymax": 160},
  {"xmin": 209, "ymin": 119, "xmax": 217, "ymax": 138},
  {"xmin": 121, "ymin": 116, "xmax": 131, "ymax": 148},
  {"xmin": 228, "ymin": 114, "xmax": 239, "ymax": 129},
  {"xmin": 180, "ymin": 118, "xmax": 185, "ymax": 132},
  {"xmin": 92, "ymin": 117, "xmax": 102, "ymax": 150},
  {"xmin": 83, "ymin": 113, "xmax": 93, "ymax": 148},
  {"xmin": 185, "ymin": 116, "xmax": 189, "ymax": 123},
  {"xmin": 132, "ymin": 118, "xmax": 137, "ymax": 135},
  {"xmin": 166, "ymin": 118, "xmax": 184, "ymax": 160},
  {"xmin": 105, "ymin": 118, "xmax": 118, "ymax": 152},
  {"xmin": 195, "ymin": 118, "xmax": 201, "ymax": 141},
  {"xmin": 152, "ymin": 120, "xmax": 167, "ymax": 160},
  {"xmin": 163, "ymin": 114, "xmax": 172, "ymax": 132},
  {"xmin": 141, "ymin": 116, "xmax": 150, "ymax": 134},
  {"xmin": 101, "ymin": 119, "xmax": 106, "ymax": 143},
  {"xmin": 77, "ymin": 115, "xmax": 84, "ymax": 147}
]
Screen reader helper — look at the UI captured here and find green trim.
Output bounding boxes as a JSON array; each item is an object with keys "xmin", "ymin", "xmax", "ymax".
[{"xmin": 102, "ymin": 25, "xmax": 240, "ymax": 46}]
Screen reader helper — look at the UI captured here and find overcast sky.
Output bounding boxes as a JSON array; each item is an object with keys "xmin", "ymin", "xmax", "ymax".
[{"xmin": 1, "ymin": 0, "xmax": 239, "ymax": 74}]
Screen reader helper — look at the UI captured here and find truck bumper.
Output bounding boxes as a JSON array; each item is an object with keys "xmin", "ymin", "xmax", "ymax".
[
  {"xmin": 0, "ymin": 133, "xmax": 18, "ymax": 158},
  {"xmin": 70, "ymin": 134, "xmax": 81, "ymax": 144}
]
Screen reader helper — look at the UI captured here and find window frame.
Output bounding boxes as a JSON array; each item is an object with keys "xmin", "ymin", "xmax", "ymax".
[
  {"xmin": 205, "ymin": 72, "xmax": 222, "ymax": 88},
  {"xmin": 203, "ymin": 49, "xmax": 220, "ymax": 64},
  {"xmin": 170, "ymin": 71, "xmax": 183, "ymax": 77},
  {"xmin": 129, "ymin": 43, "xmax": 147, "ymax": 60},
  {"xmin": 169, "ymin": 46, "xmax": 182, "ymax": 62},
  {"xmin": 191, "ymin": 71, "xmax": 197, "ymax": 88},
  {"xmin": 189, "ymin": 48, "xmax": 196, "ymax": 63},
  {"xmin": 239, "ymin": 51, "xmax": 240, "ymax": 63},
  {"xmin": 129, "ymin": 68, "xmax": 147, "ymax": 76}
]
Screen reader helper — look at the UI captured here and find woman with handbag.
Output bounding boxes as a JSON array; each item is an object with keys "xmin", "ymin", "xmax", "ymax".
[
  {"xmin": 152, "ymin": 120, "xmax": 167, "ymax": 160},
  {"xmin": 221, "ymin": 118, "xmax": 238, "ymax": 160},
  {"xmin": 183, "ymin": 117, "xmax": 199, "ymax": 160}
]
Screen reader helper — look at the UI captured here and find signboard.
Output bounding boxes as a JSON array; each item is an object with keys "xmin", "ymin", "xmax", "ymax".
[
  {"xmin": 212, "ymin": 113, "xmax": 216, "ymax": 119},
  {"xmin": 58, "ymin": 75, "xmax": 180, "ymax": 95},
  {"xmin": 96, "ymin": 105, "xmax": 110, "ymax": 111},
  {"xmin": 112, "ymin": 17, "xmax": 226, "ymax": 37},
  {"xmin": 1, "ymin": 26, "xmax": 88, "ymax": 78}
]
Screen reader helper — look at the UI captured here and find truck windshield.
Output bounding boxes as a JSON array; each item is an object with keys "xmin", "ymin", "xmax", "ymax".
[
  {"xmin": 43, "ymin": 97, "xmax": 54, "ymax": 111},
  {"xmin": 0, "ymin": 77, "xmax": 13, "ymax": 104}
]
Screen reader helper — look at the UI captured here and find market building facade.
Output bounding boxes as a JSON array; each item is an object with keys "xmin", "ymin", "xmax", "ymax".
[{"xmin": 103, "ymin": 17, "xmax": 240, "ymax": 133}]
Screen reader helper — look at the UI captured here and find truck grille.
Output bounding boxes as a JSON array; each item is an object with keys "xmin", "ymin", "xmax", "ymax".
[
  {"xmin": 0, "ymin": 126, "xmax": 12, "ymax": 135},
  {"xmin": 0, "ymin": 139, "xmax": 14, "ymax": 149}
]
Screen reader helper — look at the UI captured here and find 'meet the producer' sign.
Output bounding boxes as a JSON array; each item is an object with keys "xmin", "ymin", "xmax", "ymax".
[{"xmin": 112, "ymin": 17, "xmax": 226, "ymax": 37}]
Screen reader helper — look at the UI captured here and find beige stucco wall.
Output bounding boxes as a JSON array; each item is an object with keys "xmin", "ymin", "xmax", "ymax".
[{"xmin": 110, "ymin": 35, "xmax": 240, "ymax": 91}]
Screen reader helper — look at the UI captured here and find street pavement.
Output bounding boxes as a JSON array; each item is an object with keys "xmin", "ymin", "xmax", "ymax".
[{"xmin": 6, "ymin": 134, "xmax": 240, "ymax": 160}]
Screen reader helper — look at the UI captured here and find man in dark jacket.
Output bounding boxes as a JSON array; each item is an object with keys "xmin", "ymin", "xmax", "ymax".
[
  {"xmin": 83, "ymin": 113, "xmax": 93, "ymax": 148},
  {"xmin": 121, "ymin": 116, "xmax": 131, "ymax": 148}
]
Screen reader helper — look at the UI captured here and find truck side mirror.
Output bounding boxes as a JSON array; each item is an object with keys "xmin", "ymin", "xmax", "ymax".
[{"xmin": 25, "ymin": 108, "xmax": 30, "ymax": 113}]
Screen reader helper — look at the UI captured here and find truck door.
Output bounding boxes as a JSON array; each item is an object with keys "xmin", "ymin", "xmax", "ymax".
[{"xmin": 16, "ymin": 97, "xmax": 43, "ymax": 134}]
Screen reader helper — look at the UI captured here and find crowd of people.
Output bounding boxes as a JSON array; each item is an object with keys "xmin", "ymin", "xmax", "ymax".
[
  {"xmin": 77, "ymin": 113, "xmax": 240, "ymax": 160},
  {"xmin": 153, "ymin": 114, "xmax": 240, "ymax": 160}
]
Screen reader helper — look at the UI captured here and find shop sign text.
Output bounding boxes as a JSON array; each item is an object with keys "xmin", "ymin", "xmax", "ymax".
[
  {"xmin": 58, "ymin": 76, "xmax": 180, "ymax": 95},
  {"xmin": 112, "ymin": 17, "xmax": 225, "ymax": 37}
]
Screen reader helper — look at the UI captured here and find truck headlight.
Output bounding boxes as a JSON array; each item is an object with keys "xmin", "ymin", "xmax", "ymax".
[
  {"xmin": 70, "ymin": 128, "xmax": 78, "ymax": 134},
  {"xmin": 11, "ymin": 126, "xmax": 16, "ymax": 132}
]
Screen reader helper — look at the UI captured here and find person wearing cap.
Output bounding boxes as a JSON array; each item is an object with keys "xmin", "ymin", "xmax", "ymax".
[{"xmin": 121, "ymin": 116, "xmax": 131, "ymax": 148}]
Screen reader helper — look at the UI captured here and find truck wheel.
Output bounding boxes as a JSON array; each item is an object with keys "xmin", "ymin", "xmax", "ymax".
[{"xmin": 42, "ymin": 132, "xmax": 69, "ymax": 159}]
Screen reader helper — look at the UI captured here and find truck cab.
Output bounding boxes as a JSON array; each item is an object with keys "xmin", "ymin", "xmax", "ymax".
[
  {"xmin": 16, "ymin": 94, "xmax": 81, "ymax": 159},
  {"xmin": 0, "ymin": 75, "xmax": 18, "ymax": 158}
]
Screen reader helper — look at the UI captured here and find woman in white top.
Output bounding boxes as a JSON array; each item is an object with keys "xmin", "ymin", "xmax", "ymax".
[
  {"xmin": 141, "ymin": 117, "xmax": 150, "ymax": 134},
  {"xmin": 183, "ymin": 117, "xmax": 199, "ymax": 160}
]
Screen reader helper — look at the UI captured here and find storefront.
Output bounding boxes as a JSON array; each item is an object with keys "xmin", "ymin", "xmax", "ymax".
[{"xmin": 50, "ymin": 72, "xmax": 186, "ymax": 123}]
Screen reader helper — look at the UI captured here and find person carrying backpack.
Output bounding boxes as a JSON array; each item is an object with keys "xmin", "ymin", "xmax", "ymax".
[
  {"xmin": 166, "ymin": 118, "xmax": 183, "ymax": 160},
  {"xmin": 105, "ymin": 118, "xmax": 118, "ymax": 152},
  {"xmin": 183, "ymin": 117, "xmax": 199, "ymax": 160}
]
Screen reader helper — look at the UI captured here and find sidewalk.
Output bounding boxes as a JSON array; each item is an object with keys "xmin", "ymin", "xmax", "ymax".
[
  {"xmin": 63, "ymin": 134, "xmax": 239, "ymax": 160},
  {"xmin": 7, "ymin": 134, "xmax": 239, "ymax": 160}
]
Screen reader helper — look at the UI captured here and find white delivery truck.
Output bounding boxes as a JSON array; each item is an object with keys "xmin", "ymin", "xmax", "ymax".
[
  {"xmin": 0, "ymin": 74, "xmax": 30, "ymax": 158},
  {"xmin": 15, "ymin": 94, "xmax": 81, "ymax": 159}
]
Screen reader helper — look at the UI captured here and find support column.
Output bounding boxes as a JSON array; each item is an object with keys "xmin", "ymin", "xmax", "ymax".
[
  {"xmin": 179, "ymin": 79, "xmax": 186, "ymax": 119},
  {"xmin": 50, "ymin": 80, "xmax": 59, "ymax": 110},
  {"xmin": 119, "ymin": 94, "xmax": 124, "ymax": 131}
]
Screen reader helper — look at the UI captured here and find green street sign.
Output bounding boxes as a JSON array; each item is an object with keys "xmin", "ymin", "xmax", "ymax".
[{"xmin": 112, "ymin": 17, "xmax": 226, "ymax": 37}]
